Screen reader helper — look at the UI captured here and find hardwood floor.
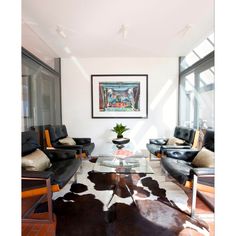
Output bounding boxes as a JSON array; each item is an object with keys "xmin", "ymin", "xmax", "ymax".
[
  {"xmin": 179, "ymin": 185, "xmax": 215, "ymax": 236},
  {"xmin": 22, "ymin": 196, "xmax": 56, "ymax": 236}
]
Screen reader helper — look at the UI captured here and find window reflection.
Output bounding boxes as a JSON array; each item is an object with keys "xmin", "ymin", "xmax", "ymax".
[{"xmin": 22, "ymin": 54, "xmax": 61, "ymax": 131}]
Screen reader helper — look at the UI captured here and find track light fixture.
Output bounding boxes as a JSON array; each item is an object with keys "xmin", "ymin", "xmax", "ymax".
[{"xmin": 56, "ymin": 25, "xmax": 67, "ymax": 38}]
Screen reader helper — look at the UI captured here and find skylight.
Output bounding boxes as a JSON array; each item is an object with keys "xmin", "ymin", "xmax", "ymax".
[{"xmin": 180, "ymin": 33, "xmax": 214, "ymax": 71}]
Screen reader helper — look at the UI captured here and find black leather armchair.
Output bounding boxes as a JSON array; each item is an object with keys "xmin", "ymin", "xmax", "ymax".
[
  {"xmin": 146, "ymin": 126, "xmax": 196, "ymax": 157},
  {"xmin": 22, "ymin": 130, "xmax": 82, "ymax": 223},
  {"xmin": 161, "ymin": 129, "xmax": 214, "ymax": 217},
  {"xmin": 46, "ymin": 125, "xmax": 95, "ymax": 158}
]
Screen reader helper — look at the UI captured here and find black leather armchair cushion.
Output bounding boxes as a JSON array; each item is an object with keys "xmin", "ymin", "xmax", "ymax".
[
  {"xmin": 161, "ymin": 158, "xmax": 193, "ymax": 185},
  {"xmin": 147, "ymin": 126, "xmax": 195, "ymax": 156},
  {"xmin": 44, "ymin": 149, "xmax": 78, "ymax": 162},
  {"xmin": 161, "ymin": 156, "xmax": 214, "ymax": 186},
  {"xmin": 22, "ymin": 130, "xmax": 41, "ymax": 156},
  {"xmin": 163, "ymin": 149, "xmax": 198, "ymax": 162},
  {"xmin": 161, "ymin": 129, "xmax": 214, "ymax": 186},
  {"xmin": 48, "ymin": 158, "xmax": 81, "ymax": 188},
  {"xmin": 22, "ymin": 131, "xmax": 81, "ymax": 192},
  {"xmin": 173, "ymin": 126, "xmax": 195, "ymax": 145},
  {"xmin": 48, "ymin": 125, "xmax": 95, "ymax": 155},
  {"xmin": 149, "ymin": 138, "xmax": 167, "ymax": 145}
]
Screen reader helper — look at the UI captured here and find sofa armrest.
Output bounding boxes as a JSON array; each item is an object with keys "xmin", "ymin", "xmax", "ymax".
[
  {"xmin": 53, "ymin": 144, "xmax": 83, "ymax": 151},
  {"xmin": 22, "ymin": 170, "xmax": 53, "ymax": 179},
  {"xmin": 149, "ymin": 138, "xmax": 167, "ymax": 145},
  {"xmin": 161, "ymin": 145, "xmax": 192, "ymax": 150},
  {"xmin": 165, "ymin": 149, "xmax": 199, "ymax": 162},
  {"xmin": 190, "ymin": 168, "xmax": 215, "ymax": 177},
  {"xmin": 73, "ymin": 138, "xmax": 91, "ymax": 145},
  {"xmin": 44, "ymin": 149, "xmax": 77, "ymax": 162}
]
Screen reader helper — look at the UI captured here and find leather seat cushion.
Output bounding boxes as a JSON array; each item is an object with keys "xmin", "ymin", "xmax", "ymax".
[
  {"xmin": 146, "ymin": 144, "xmax": 161, "ymax": 155},
  {"xmin": 49, "ymin": 159, "xmax": 81, "ymax": 188},
  {"xmin": 82, "ymin": 143, "xmax": 95, "ymax": 155},
  {"xmin": 161, "ymin": 157, "xmax": 192, "ymax": 185}
]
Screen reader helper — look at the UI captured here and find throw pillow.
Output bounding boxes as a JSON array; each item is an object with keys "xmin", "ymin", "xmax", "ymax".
[
  {"xmin": 22, "ymin": 149, "xmax": 52, "ymax": 171},
  {"xmin": 192, "ymin": 147, "xmax": 215, "ymax": 167},
  {"xmin": 166, "ymin": 137, "xmax": 185, "ymax": 145},
  {"xmin": 59, "ymin": 136, "xmax": 76, "ymax": 145}
]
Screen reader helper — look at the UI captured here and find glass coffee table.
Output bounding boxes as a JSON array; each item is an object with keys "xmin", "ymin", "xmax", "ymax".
[
  {"xmin": 93, "ymin": 143, "xmax": 154, "ymax": 207},
  {"xmin": 93, "ymin": 155, "xmax": 154, "ymax": 174},
  {"xmin": 93, "ymin": 140, "xmax": 153, "ymax": 173}
]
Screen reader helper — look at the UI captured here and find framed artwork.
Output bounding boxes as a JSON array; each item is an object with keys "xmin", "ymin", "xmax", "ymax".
[{"xmin": 91, "ymin": 74, "xmax": 148, "ymax": 118}]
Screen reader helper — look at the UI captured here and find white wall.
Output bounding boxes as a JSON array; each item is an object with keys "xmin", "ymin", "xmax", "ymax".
[{"xmin": 61, "ymin": 57, "xmax": 179, "ymax": 155}]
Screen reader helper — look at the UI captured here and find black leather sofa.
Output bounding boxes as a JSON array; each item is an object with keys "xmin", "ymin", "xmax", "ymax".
[
  {"xmin": 146, "ymin": 126, "xmax": 196, "ymax": 157},
  {"xmin": 46, "ymin": 125, "xmax": 95, "ymax": 157},
  {"xmin": 161, "ymin": 129, "xmax": 214, "ymax": 217},
  {"xmin": 22, "ymin": 130, "xmax": 81, "ymax": 195},
  {"xmin": 22, "ymin": 130, "xmax": 82, "ymax": 223}
]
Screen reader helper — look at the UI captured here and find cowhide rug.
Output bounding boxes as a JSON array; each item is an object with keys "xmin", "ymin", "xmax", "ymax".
[{"xmin": 39, "ymin": 159, "xmax": 210, "ymax": 236}]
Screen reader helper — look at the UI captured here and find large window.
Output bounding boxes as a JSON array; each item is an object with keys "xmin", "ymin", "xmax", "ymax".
[
  {"xmin": 179, "ymin": 34, "xmax": 214, "ymax": 129},
  {"xmin": 22, "ymin": 48, "xmax": 62, "ymax": 131}
]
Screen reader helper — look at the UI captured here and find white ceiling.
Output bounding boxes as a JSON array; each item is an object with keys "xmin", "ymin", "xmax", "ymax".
[{"xmin": 22, "ymin": 0, "xmax": 214, "ymax": 58}]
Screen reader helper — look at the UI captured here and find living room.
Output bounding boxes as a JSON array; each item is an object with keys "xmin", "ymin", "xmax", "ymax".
[{"xmin": 1, "ymin": 0, "xmax": 235, "ymax": 235}]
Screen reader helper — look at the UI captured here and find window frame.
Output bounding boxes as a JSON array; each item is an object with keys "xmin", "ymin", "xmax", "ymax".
[{"xmin": 178, "ymin": 51, "xmax": 214, "ymax": 128}]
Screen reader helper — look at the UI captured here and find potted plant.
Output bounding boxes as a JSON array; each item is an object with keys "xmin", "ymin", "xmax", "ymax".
[{"xmin": 111, "ymin": 123, "xmax": 129, "ymax": 139}]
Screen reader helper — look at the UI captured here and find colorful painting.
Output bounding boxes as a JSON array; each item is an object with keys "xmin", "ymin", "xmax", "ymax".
[
  {"xmin": 91, "ymin": 74, "xmax": 148, "ymax": 118},
  {"xmin": 99, "ymin": 82, "xmax": 140, "ymax": 112}
]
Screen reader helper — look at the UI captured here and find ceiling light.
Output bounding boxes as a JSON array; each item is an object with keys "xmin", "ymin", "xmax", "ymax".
[
  {"xmin": 56, "ymin": 25, "xmax": 67, "ymax": 38},
  {"xmin": 64, "ymin": 46, "xmax": 71, "ymax": 54},
  {"xmin": 177, "ymin": 24, "xmax": 192, "ymax": 37},
  {"xmin": 119, "ymin": 24, "xmax": 128, "ymax": 40}
]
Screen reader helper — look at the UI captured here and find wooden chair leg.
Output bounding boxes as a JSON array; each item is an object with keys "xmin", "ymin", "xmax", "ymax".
[{"xmin": 22, "ymin": 177, "xmax": 54, "ymax": 224}]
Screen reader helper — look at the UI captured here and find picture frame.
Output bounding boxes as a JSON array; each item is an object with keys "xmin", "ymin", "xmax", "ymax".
[{"xmin": 91, "ymin": 74, "xmax": 148, "ymax": 118}]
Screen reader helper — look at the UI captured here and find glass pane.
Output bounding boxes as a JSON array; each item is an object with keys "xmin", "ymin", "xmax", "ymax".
[
  {"xmin": 22, "ymin": 55, "xmax": 61, "ymax": 131},
  {"xmin": 180, "ymin": 33, "xmax": 214, "ymax": 72},
  {"xmin": 199, "ymin": 67, "xmax": 214, "ymax": 88},
  {"xmin": 185, "ymin": 73, "xmax": 195, "ymax": 91},
  {"xmin": 180, "ymin": 52, "xmax": 199, "ymax": 70},
  {"xmin": 179, "ymin": 73, "xmax": 195, "ymax": 128},
  {"xmin": 208, "ymin": 33, "xmax": 214, "ymax": 44},
  {"xmin": 193, "ymin": 40, "xmax": 214, "ymax": 58},
  {"xmin": 179, "ymin": 66, "xmax": 215, "ymax": 129},
  {"xmin": 198, "ymin": 90, "xmax": 215, "ymax": 129}
]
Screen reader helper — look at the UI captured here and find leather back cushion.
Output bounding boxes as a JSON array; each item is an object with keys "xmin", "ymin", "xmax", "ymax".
[
  {"xmin": 22, "ymin": 131, "xmax": 41, "ymax": 156},
  {"xmin": 203, "ymin": 129, "xmax": 214, "ymax": 152},
  {"xmin": 174, "ymin": 126, "xmax": 195, "ymax": 144},
  {"xmin": 48, "ymin": 125, "xmax": 68, "ymax": 143}
]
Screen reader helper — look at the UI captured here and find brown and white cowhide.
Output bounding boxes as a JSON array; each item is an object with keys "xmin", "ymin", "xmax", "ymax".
[{"xmin": 51, "ymin": 159, "xmax": 209, "ymax": 236}]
